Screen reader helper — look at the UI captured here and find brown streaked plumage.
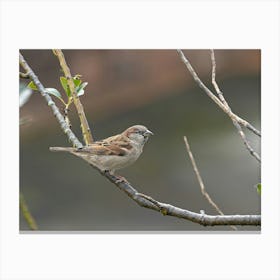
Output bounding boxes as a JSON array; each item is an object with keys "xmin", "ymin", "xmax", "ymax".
[{"xmin": 50, "ymin": 125, "xmax": 153, "ymax": 173}]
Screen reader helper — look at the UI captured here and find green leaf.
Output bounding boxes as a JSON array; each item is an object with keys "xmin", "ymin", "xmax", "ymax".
[
  {"xmin": 76, "ymin": 82, "xmax": 88, "ymax": 97},
  {"xmin": 256, "ymin": 183, "xmax": 261, "ymax": 195},
  {"xmin": 73, "ymin": 78, "xmax": 81, "ymax": 87},
  {"xmin": 27, "ymin": 81, "xmax": 38, "ymax": 90},
  {"xmin": 60, "ymin": 76, "xmax": 68, "ymax": 92},
  {"xmin": 60, "ymin": 76, "xmax": 71, "ymax": 97},
  {"xmin": 45, "ymin": 88, "xmax": 62, "ymax": 98}
]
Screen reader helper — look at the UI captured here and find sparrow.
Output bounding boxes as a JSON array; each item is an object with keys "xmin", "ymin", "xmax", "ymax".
[{"xmin": 50, "ymin": 125, "xmax": 153, "ymax": 174}]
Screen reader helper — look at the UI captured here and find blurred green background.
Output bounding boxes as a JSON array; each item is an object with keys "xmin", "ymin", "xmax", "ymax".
[{"xmin": 20, "ymin": 50, "xmax": 261, "ymax": 231}]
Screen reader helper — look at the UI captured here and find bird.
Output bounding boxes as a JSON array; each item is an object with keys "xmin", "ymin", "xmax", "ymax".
[{"xmin": 50, "ymin": 125, "xmax": 153, "ymax": 175}]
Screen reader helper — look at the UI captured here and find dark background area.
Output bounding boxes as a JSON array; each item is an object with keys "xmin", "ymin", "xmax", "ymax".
[{"xmin": 20, "ymin": 50, "xmax": 261, "ymax": 231}]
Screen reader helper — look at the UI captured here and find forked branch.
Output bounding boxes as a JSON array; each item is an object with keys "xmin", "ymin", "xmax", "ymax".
[
  {"xmin": 210, "ymin": 50, "xmax": 260, "ymax": 162},
  {"xmin": 177, "ymin": 50, "xmax": 261, "ymax": 138}
]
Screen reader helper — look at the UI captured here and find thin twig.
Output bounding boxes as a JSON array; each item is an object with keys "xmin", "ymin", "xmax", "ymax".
[
  {"xmin": 183, "ymin": 136, "xmax": 237, "ymax": 230},
  {"xmin": 232, "ymin": 120, "xmax": 261, "ymax": 162},
  {"xmin": 177, "ymin": 50, "xmax": 261, "ymax": 137},
  {"xmin": 183, "ymin": 136, "xmax": 223, "ymax": 214},
  {"xmin": 20, "ymin": 193, "xmax": 38, "ymax": 230},
  {"xmin": 53, "ymin": 49, "xmax": 94, "ymax": 145},
  {"xmin": 210, "ymin": 50, "xmax": 261, "ymax": 162},
  {"xmin": 19, "ymin": 53, "xmax": 83, "ymax": 149},
  {"xmin": 210, "ymin": 50, "xmax": 229, "ymax": 107}
]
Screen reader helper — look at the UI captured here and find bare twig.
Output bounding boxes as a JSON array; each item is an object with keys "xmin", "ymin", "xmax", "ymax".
[
  {"xmin": 183, "ymin": 136, "xmax": 238, "ymax": 230},
  {"xmin": 210, "ymin": 50, "xmax": 260, "ymax": 162},
  {"xmin": 177, "ymin": 50, "xmax": 261, "ymax": 137},
  {"xmin": 183, "ymin": 136, "xmax": 224, "ymax": 215},
  {"xmin": 19, "ymin": 53, "xmax": 83, "ymax": 149},
  {"xmin": 232, "ymin": 120, "xmax": 261, "ymax": 162},
  {"xmin": 20, "ymin": 193, "xmax": 38, "ymax": 230},
  {"xmin": 53, "ymin": 49, "xmax": 94, "ymax": 145},
  {"xmin": 210, "ymin": 50, "xmax": 229, "ymax": 107}
]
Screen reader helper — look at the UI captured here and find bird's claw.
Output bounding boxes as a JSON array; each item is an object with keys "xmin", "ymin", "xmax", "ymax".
[{"xmin": 115, "ymin": 175, "xmax": 128, "ymax": 184}]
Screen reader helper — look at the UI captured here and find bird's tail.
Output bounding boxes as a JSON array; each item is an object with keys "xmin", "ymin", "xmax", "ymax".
[{"xmin": 49, "ymin": 147, "xmax": 76, "ymax": 152}]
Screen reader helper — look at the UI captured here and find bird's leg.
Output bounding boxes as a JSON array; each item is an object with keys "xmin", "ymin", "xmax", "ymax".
[{"xmin": 102, "ymin": 170, "xmax": 112, "ymax": 176}]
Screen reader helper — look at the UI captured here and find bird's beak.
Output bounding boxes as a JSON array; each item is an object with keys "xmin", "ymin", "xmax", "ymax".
[{"xmin": 144, "ymin": 129, "xmax": 153, "ymax": 136}]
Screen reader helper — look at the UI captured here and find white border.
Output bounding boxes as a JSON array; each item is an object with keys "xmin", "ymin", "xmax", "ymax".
[{"xmin": 1, "ymin": 1, "xmax": 279, "ymax": 279}]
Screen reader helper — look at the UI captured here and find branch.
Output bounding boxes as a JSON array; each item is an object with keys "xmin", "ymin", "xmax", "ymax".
[
  {"xmin": 183, "ymin": 136, "xmax": 237, "ymax": 231},
  {"xmin": 210, "ymin": 50, "xmax": 261, "ymax": 163},
  {"xmin": 19, "ymin": 52, "xmax": 83, "ymax": 149},
  {"xmin": 53, "ymin": 49, "xmax": 94, "ymax": 145},
  {"xmin": 20, "ymin": 193, "xmax": 38, "ymax": 230},
  {"xmin": 210, "ymin": 50, "xmax": 229, "ymax": 106},
  {"xmin": 90, "ymin": 164, "xmax": 261, "ymax": 226},
  {"xmin": 177, "ymin": 50, "xmax": 261, "ymax": 137}
]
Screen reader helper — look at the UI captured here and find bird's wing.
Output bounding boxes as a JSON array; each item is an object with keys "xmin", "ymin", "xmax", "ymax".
[{"xmin": 78, "ymin": 141, "xmax": 132, "ymax": 157}]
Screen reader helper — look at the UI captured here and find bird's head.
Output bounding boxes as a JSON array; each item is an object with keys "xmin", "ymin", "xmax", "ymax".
[{"xmin": 124, "ymin": 125, "xmax": 153, "ymax": 144}]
